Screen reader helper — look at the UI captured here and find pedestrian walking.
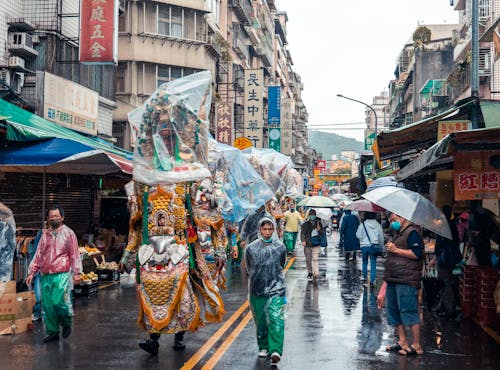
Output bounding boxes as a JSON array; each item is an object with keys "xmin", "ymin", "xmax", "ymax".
[
  {"xmin": 283, "ymin": 203, "xmax": 302, "ymax": 255},
  {"xmin": 245, "ymin": 216, "xmax": 287, "ymax": 367},
  {"xmin": 340, "ymin": 209, "xmax": 360, "ymax": 261},
  {"xmin": 300, "ymin": 209, "xmax": 323, "ymax": 282},
  {"xmin": 356, "ymin": 211, "xmax": 384, "ymax": 286},
  {"xmin": 26, "ymin": 205, "xmax": 81, "ymax": 343},
  {"xmin": 383, "ymin": 212, "xmax": 424, "ymax": 356},
  {"xmin": 429, "ymin": 205, "xmax": 462, "ymax": 318}
]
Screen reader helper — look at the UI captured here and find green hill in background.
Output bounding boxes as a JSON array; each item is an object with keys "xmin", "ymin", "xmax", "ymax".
[{"xmin": 308, "ymin": 130, "xmax": 364, "ymax": 159}]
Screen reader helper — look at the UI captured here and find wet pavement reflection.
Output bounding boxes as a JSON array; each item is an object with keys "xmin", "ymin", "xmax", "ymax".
[{"xmin": 1, "ymin": 231, "xmax": 498, "ymax": 369}]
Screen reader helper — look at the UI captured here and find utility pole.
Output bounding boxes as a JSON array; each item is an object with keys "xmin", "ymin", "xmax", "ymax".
[{"xmin": 471, "ymin": 0, "xmax": 480, "ymax": 129}]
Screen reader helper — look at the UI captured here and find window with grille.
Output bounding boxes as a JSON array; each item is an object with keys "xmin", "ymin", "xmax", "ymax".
[{"xmin": 479, "ymin": 0, "xmax": 490, "ymax": 19}]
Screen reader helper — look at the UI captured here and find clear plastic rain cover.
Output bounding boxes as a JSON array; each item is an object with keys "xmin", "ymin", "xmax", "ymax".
[
  {"xmin": 0, "ymin": 203, "xmax": 16, "ymax": 282},
  {"xmin": 128, "ymin": 71, "xmax": 212, "ymax": 185}
]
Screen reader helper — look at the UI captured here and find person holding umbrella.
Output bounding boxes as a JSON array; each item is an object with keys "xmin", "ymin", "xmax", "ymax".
[
  {"xmin": 301, "ymin": 209, "xmax": 323, "ymax": 282},
  {"xmin": 383, "ymin": 212, "xmax": 424, "ymax": 356}
]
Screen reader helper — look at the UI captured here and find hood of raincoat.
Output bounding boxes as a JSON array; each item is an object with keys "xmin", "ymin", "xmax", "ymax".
[
  {"xmin": 256, "ymin": 216, "xmax": 278, "ymax": 243},
  {"xmin": 244, "ymin": 216, "xmax": 287, "ymax": 297}
]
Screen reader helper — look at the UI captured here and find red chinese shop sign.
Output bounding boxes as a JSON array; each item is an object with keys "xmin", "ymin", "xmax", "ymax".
[
  {"xmin": 454, "ymin": 170, "xmax": 500, "ymax": 200},
  {"xmin": 215, "ymin": 102, "xmax": 233, "ymax": 145},
  {"xmin": 80, "ymin": 0, "xmax": 116, "ymax": 64}
]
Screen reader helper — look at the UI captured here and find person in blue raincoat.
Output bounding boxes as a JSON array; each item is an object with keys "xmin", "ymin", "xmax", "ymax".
[
  {"xmin": 244, "ymin": 216, "xmax": 287, "ymax": 367},
  {"xmin": 340, "ymin": 209, "xmax": 360, "ymax": 261}
]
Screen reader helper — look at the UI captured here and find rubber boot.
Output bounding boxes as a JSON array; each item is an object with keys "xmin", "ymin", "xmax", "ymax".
[
  {"xmin": 173, "ymin": 331, "xmax": 186, "ymax": 350},
  {"xmin": 139, "ymin": 333, "xmax": 160, "ymax": 355}
]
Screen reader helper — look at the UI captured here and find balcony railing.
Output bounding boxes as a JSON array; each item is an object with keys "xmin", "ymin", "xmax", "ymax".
[{"xmin": 230, "ymin": 0, "xmax": 253, "ymax": 26}]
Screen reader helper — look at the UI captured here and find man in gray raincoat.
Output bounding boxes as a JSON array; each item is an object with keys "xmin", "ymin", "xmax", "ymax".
[{"xmin": 244, "ymin": 216, "xmax": 287, "ymax": 367}]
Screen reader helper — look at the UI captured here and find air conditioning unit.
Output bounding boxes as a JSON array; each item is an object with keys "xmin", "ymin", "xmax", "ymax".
[
  {"xmin": 9, "ymin": 32, "xmax": 33, "ymax": 48},
  {"xmin": 8, "ymin": 56, "xmax": 25, "ymax": 69},
  {"xmin": 0, "ymin": 69, "xmax": 11, "ymax": 88}
]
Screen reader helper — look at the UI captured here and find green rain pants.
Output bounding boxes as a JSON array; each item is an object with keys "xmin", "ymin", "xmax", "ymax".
[
  {"xmin": 41, "ymin": 272, "xmax": 73, "ymax": 334},
  {"xmin": 249, "ymin": 294, "xmax": 286, "ymax": 356},
  {"xmin": 284, "ymin": 232, "xmax": 298, "ymax": 253}
]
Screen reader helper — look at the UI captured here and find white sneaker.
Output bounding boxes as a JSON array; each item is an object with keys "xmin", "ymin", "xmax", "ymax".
[
  {"xmin": 270, "ymin": 352, "xmax": 281, "ymax": 366},
  {"xmin": 258, "ymin": 349, "xmax": 268, "ymax": 357}
]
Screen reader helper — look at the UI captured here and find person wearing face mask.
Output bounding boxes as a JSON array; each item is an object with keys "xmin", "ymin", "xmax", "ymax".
[
  {"xmin": 244, "ymin": 217, "xmax": 287, "ymax": 367},
  {"xmin": 283, "ymin": 203, "xmax": 303, "ymax": 255},
  {"xmin": 383, "ymin": 212, "xmax": 424, "ymax": 356},
  {"xmin": 26, "ymin": 205, "xmax": 81, "ymax": 343},
  {"xmin": 300, "ymin": 209, "xmax": 323, "ymax": 282}
]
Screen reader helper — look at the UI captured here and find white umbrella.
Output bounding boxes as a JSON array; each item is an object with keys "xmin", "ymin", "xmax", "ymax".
[
  {"xmin": 311, "ymin": 207, "xmax": 333, "ymax": 221},
  {"xmin": 297, "ymin": 196, "xmax": 337, "ymax": 208},
  {"xmin": 362, "ymin": 187, "xmax": 452, "ymax": 239}
]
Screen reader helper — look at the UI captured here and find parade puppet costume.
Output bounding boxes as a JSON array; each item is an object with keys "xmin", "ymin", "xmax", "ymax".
[{"xmin": 122, "ymin": 71, "xmax": 226, "ymax": 353}]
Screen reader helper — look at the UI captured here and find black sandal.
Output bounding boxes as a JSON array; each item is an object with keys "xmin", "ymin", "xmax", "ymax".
[{"xmin": 386, "ymin": 343, "xmax": 402, "ymax": 351}]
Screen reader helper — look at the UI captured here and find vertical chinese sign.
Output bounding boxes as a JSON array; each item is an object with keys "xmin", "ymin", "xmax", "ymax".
[
  {"xmin": 215, "ymin": 102, "xmax": 233, "ymax": 145},
  {"xmin": 268, "ymin": 86, "xmax": 281, "ymax": 151},
  {"xmin": 244, "ymin": 69, "xmax": 263, "ymax": 147},
  {"xmin": 80, "ymin": 0, "xmax": 118, "ymax": 64},
  {"xmin": 281, "ymin": 98, "xmax": 292, "ymax": 155}
]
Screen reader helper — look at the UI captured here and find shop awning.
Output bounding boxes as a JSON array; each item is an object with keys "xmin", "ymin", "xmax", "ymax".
[
  {"xmin": 0, "ymin": 98, "xmax": 132, "ymax": 159},
  {"xmin": 375, "ymin": 99, "xmax": 475, "ymax": 162},
  {"xmin": 395, "ymin": 127, "xmax": 500, "ymax": 180},
  {"xmin": 0, "ymin": 138, "xmax": 132, "ymax": 175},
  {"xmin": 479, "ymin": 100, "xmax": 500, "ymax": 128}
]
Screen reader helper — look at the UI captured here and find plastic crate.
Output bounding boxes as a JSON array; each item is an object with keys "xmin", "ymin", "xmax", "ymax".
[
  {"xmin": 96, "ymin": 269, "xmax": 120, "ymax": 282},
  {"xmin": 74, "ymin": 282, "xmax": 98, "ymax": 298}
]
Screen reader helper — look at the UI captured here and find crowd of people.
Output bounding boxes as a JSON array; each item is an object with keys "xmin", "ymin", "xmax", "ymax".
[{"xmin": 6, "ymin": 193, "xmax": 499, "ymax": 365}]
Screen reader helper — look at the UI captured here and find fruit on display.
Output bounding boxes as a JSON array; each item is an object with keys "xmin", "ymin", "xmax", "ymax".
[
  {"xmin": 79, "ymin": 245, "xmax": 101, "ymax": 256},
  {"xmin": 95, "ymin": 261, "xmax": 119, "ymax": 270},
  {"xmin": 79, "ymin": 271, "xmax": 98, "ymax": 284}
]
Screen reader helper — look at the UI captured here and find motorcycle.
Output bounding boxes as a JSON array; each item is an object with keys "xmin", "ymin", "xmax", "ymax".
[{"xmin": 325, "ymin": 208, "xmax": 341, "ymax": 236}]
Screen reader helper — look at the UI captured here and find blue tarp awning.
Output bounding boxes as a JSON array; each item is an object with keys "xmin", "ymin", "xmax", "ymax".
[{"xmin": 0, "ymin": 138, "xmax": 132, "ymax": 175}]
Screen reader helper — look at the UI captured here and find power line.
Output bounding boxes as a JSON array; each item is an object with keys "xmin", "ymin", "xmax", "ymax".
[
  {"xmin": 306, "ymin": 122, "xmax": 367, "ymax": 126},
  {"xmin": 307, "ymin": 127, "xmax": 368, "ymax": 130}
]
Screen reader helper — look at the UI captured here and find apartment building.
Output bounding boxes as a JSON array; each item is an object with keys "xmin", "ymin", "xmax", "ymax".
[
  {"xmin": 449, "ymin": 0, "xmax": 500, "ymax": 102},
  {"xmin": 0, "ymin": 0, "xmax": 116, "ymax": 140},
  {"xmin": 387, "ymin": 24, "xmax": 457, "ymax": 128}
]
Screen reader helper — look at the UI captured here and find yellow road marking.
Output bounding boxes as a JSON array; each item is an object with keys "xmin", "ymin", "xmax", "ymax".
[
  {"xmin": 180, "ymin": 301, "xmax": 249, "ymax": 370},
  {"xmin": 200, "ymin": 312, "xmax": 253, "ymax": 370},
  {"xmin": 472, "ymin": 318, "xmax": 500, "ymax": 344}
]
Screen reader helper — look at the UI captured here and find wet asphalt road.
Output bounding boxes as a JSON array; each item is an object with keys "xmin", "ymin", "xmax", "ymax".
[{"xmin": 1, "ymin": 232, "xmax": 499, "ymax": 369}]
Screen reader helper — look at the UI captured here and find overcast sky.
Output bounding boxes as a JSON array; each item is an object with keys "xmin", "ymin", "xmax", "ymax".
[{"xmin": 278, "ymin": 0, "xmax": 459, "ymax": 142}]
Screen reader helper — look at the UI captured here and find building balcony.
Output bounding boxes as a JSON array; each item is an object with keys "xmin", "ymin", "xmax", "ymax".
[
  {"xmin": 119, "ymin": 33, "xmax": 210, "ymax": 70},
  {"xmin": 233, "ymin": 37, "xmax": 249, "ymax": 61},
  {"xmin": 205, "ymin": 35, "xmax": 222, "ymax": 58},
  {"xmin": 230, "ymin": 0, "xmax": 253, "ymax": 26},
  {"xmin": 256, "ymin": 45, "xmax": 273, "ymax": 67}
]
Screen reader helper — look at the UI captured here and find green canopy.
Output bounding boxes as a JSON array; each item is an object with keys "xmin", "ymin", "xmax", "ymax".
[{"xmin": 0, "ymin": 98, "xmax": 131, "ymax": 158}]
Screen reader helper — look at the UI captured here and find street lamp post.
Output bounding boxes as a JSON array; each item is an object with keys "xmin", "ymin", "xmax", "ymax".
[
  {"xmin": 336, "ymin": 94, "xmax": 378, "ymax": 135},
  {"xmin": 336, "ymin": 94, "xmax": 378, "ymax": 177}
]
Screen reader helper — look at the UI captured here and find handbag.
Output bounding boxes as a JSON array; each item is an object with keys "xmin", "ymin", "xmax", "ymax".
[
  {"xmin": 362, "ymin": 222, "xmax": 383, "ymax": 256},
  {"xmin": 311, "ymin": 235, "xmax": 322, "ymax": 246}
]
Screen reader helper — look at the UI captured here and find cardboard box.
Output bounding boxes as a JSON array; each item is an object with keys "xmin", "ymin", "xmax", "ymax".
[{"xmin": 0, "ymin": 281, "xmax": 35, "ymax": 335}]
